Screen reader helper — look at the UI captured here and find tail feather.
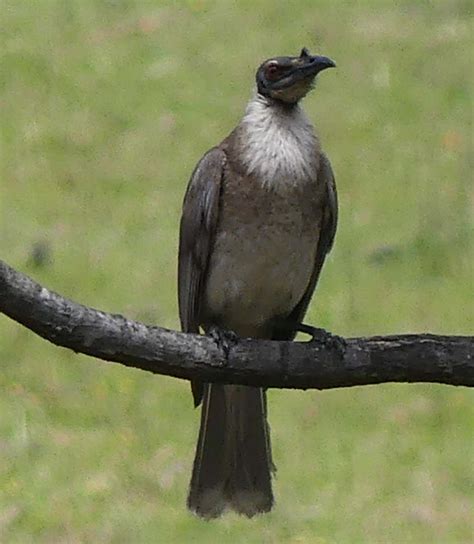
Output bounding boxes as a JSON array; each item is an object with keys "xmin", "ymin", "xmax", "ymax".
[
  {"xmin": 187, "ymin": 384, "xmax": 274, "ymax": 519},
  {"xmin": 187, "ymin": 384, "xmax": 227, "ymax": 518}
]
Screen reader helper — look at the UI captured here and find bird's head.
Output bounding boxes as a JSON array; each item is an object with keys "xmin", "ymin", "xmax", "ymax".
[{"xmin": 256, "ymin": 47, "xmax": 335, "ymax": 105}]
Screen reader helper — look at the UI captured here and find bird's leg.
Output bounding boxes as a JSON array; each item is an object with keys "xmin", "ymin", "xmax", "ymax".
[
  {"xmin": 295, "ymin": 323, "xmax": 330, "ymax": 341},
  {"xmin": 300, "ymin": 324, "xmax": 346, "ymax": 351},
  {"xmin": 207, "ymin": 325, "xmax": 238, "ymax": 361},
  {"xmin": 282, "ymin": 320, "xmax": 346, "ymax": 350}
]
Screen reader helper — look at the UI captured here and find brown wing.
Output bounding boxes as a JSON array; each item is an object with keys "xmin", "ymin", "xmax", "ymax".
[
  {"xmin": 178, "ymin": 146, "xmax": 226, "ymax": 404},
  {"xmin": 273, "ymin": 152, "xmax": 338, "ymax": 340}
]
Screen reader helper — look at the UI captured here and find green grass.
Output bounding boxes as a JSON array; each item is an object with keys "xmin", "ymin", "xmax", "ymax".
[{"xmin": 1, "ymin": 0, "xmax": 473, "ymax": 542}]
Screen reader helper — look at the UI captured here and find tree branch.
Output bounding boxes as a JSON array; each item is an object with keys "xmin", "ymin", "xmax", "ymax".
[{"xmin": 0, "ymin": 259, "xmax": 472, "ymax": 389}]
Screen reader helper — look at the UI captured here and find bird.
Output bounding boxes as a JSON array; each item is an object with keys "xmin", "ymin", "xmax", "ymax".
[{"xmin": 178, "ymin": 47, "xmax": 337, "ymax": 519}]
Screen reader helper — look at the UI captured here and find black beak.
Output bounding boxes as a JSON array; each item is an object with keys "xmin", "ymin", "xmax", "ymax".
[{"xmin": 297, "ymin": 55, "xmax": 336, "ymax": 78}]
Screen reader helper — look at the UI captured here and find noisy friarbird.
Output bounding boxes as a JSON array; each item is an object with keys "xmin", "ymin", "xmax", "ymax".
[{"xmin": 178, "ymin": 48, "xmax": 337, "ymax": 518}]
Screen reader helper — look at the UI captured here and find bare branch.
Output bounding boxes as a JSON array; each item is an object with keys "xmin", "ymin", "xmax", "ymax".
[{"xmin": 0, "ymin": 259, "xmax": 472, "ymax": 389}]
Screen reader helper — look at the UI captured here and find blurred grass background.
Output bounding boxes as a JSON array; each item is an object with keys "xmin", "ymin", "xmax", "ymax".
[{"xmin": 1, "ymin": 0, "xmax": 473, "ymax": 542}]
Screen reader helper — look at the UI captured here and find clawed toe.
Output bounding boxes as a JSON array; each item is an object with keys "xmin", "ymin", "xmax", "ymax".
[{"xmin": 207, "ymin": 325, "xmax": 238, "ymax": 358}]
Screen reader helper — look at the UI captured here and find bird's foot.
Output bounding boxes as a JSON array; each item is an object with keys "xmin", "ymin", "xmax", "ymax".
[
  {"xmin": 297, "ymin": 324, "xmax": 346, "ymax": 351},
  {"xmin": 207, "ymin": 326, "xmax": 238, "ymax": 360}
]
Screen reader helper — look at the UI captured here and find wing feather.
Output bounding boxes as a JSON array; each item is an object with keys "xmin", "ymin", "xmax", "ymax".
[{"xmin": 178, "ymin": 147, "xmax": 226, "ymax": 404}]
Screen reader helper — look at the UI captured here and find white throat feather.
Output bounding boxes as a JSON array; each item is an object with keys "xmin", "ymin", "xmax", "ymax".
[{"xmin": 237, "ymin": 93, "xmax": 319, "ymax": 191}]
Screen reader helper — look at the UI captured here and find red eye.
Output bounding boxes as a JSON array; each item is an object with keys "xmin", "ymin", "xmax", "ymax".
[{"xmin": 266, "ymin": 63, "xmax": 279, "ymax": 80}]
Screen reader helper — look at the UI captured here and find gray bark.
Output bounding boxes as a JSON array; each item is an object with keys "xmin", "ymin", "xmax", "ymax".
[{"xmin": 0, "ymin": 259, "xmax": 472, "ymax": 390}]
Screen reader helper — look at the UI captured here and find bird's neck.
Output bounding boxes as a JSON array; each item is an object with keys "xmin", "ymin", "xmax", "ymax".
[{"xmin": 235, "ymin": 92, "xmax": 320, "ymax": 192}]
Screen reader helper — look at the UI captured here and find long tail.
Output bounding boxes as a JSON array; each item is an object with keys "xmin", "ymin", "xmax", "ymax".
[{"xmin": 187, "ymin": 384, "xmax": 274, "ymax": 519}]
